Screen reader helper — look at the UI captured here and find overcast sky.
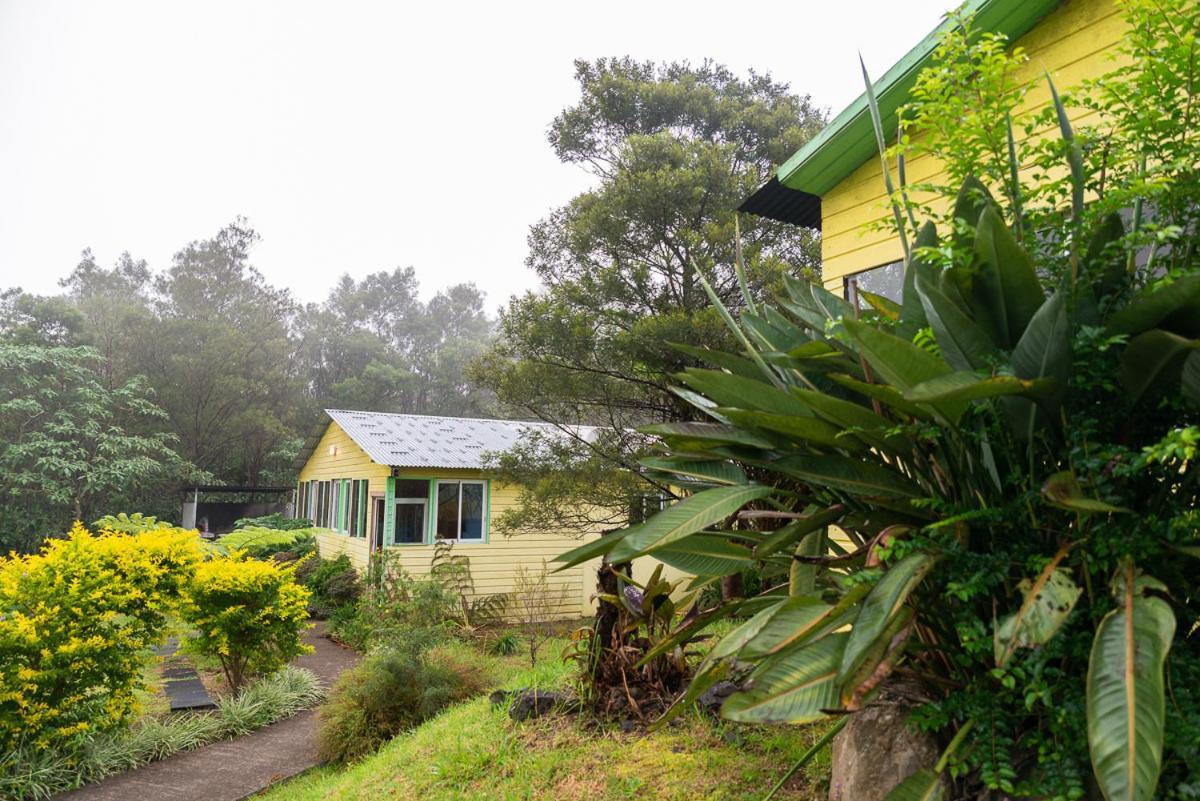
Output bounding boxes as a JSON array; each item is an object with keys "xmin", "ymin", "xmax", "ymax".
[{"xmin": 0, "ymin": 0, "xmax": 951, "ymax": 311}]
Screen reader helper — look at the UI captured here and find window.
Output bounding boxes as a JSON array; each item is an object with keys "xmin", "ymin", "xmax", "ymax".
[
  {"xmin": 392, "ymin": 479, "xmax": 427, "ymax": 545},
  {"xmin": 844, "ymin": 260, "xmax": 904, "ymax": 306},
  {"xmin": 435, "ymin": 481, "xmax": 485, "ymax": 541}
]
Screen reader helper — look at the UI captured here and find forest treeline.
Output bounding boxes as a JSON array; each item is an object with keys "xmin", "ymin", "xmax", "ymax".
[{"xmin": 0, "ymin": 219, "xmax": 494, "ymax": 549}]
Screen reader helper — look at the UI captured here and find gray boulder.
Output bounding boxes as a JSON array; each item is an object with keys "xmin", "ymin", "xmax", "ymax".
[{"xmin": 829, "ymin": 685, "xmax": 943, "ymax": 801}]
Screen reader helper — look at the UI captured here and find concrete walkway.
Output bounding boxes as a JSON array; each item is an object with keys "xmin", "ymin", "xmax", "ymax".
[{"xmin": 61, "ymin": 622, "xmax": 359, "ymax": 801}]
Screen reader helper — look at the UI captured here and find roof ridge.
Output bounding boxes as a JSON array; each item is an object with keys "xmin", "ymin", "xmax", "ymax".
[{"xmin": 324, "ymin": 408, "xmax": 598, "ymax": 429}]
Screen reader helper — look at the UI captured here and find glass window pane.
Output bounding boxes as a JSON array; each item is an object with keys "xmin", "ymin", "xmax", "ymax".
[
  {"xmin": 395, "ymin": 479, "xmax": 427, "ymax": 499},
  {"xmin": 393, "ymin": 502, "xmax": 425, "ymax": 544},
  {"xmin": 844, "ymin": 260, "xmax": 904, "ymax": 305},
  {"xmin": 460, "ymin": 483, "xmax": 483, "ymax": 540},
  {"xmin": 436, "ymin": 483, "xmax": 459, "ymax": 540}
]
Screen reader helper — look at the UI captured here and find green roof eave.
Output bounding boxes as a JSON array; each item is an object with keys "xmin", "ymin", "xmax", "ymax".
[{"xmin": 776, "ymin": 0, "xmax": 1062, "ymax": 198}]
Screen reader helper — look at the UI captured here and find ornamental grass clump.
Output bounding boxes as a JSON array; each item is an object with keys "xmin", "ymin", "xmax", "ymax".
[{"xmin": 0, "ymin": 522, "xmax": 203, "ymax": 752}]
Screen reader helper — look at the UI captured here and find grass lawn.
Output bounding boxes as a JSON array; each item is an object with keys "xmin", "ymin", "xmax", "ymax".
[{"xmin": 256, "ymin": 635, "xmax": 832, "ymax": 801}]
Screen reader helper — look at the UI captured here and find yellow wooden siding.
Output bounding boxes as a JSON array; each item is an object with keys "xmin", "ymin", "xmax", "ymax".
[{"xmin": 820, "ymin": 0, "xmax": 1128, "ymax": 290}]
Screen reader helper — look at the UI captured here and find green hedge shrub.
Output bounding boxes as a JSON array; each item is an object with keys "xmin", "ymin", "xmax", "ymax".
[
  {"xmin": 296, "ymin": 554, "xmax": 362, "ymax": 620},
  {"xmin": 315, "ymin": 641, "xmax": 493, "ymax": 765}
]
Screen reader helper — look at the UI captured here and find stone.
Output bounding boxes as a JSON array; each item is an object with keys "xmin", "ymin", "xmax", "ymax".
[
  {"xmin": 829, "ymin": 685, "xmax": 943, "ymax": 801},
  {"xmin": 695, "ymin": 680, "xmax": 740, "ymax": 716},
  {"xmin": 506, "ymin": 690, "xmax": 579, "ymax": 721}
]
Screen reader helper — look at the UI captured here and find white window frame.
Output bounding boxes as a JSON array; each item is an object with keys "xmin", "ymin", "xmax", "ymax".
[{"xmin": 434, "ymin": 480, "xmax": 487, "ymax": 542}]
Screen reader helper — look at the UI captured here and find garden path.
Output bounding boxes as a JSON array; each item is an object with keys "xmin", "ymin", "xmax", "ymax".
[{"xmin": 60, "ymin": 621, "xmax": 358, "ymax": 801}]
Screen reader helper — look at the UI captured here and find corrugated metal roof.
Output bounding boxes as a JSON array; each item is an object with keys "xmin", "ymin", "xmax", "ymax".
[{"xmin": 310, "ymin": 409, "xmax": 600, "ymax": 470}]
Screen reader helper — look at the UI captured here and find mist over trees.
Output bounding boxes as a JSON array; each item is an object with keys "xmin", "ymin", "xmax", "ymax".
[{"xmin": 0, "ymin": 219, "xmax": 494, "ymax": 550}]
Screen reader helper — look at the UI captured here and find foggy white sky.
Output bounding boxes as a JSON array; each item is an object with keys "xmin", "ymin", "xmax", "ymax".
[{"xmin": 0, "ymin": 0, "xmax": 951, "ymax": 312}]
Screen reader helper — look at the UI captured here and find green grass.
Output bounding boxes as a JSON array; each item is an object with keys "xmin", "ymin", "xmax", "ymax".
[{"xmin": 257, "ymin": 641, "xmax": 831, "ymax": 801}]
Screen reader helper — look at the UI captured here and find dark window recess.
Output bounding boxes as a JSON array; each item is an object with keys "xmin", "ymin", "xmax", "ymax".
[
  {"xmin": 844, "ymin": 260, "xmax": 904, "ymax": 306},
  {"xmin": 436, "ymin": 482, "xmax": 459, "ymax": 540},
  {"xmin": 349, "ymin": 481, "xmax": 360, "ymax": 537},
  {"xmin": 393, "ymin": 501, "xmax": 425, "ymax": 544},
  {"xmin": 395, "ymin": 479, "xmax": 428, "ymax": 499}
]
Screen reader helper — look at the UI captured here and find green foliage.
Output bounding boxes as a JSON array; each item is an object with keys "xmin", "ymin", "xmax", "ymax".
[
  {"xmin": 430, "ymin": 541, "xmax": 509, "ymax": 629},
  {"xmin": 233, "ymin": 513, "xmax": 313, "ymax": 531},
  {"xmin": 478, "ymin": 58, "xmax": 825, "ymax": 537},
  {"xmin": 179, "ymin": 554, "xmax": 312, "ymax": 691},
  {"xmin": 316, "ymin": 640, "xmax": 493, "ymax": 765},
  {"xmin": 488, "ymin": 632, "xmax": 521, "ymax": 657},
  {"xmin": 0, "ymin": 345, "xmax": 191, "ymax": 552},
  {"xmin": 328, "ymin": 552, "xmax": 459, "ymax": 651},
  {"xmin": 295, "ymin": 553, "xmax": 362, "ymax": 619},
  {"xmin": 572, "ymin": 5, "xmax": 1200, "ymax": 797},
  {"xmin": 0, "ymin": 523, "xmax": 204, "ymax": 752},
  {"xmin": 216, "ymin": 526, "xmax": 318, "ymax": 560},
  {"xmin": 91, "ymin": 512, "xmax": 174, "ymax": 535},
  {"xmin": 0, "ymin": 666, "xmax": 322, "ymax": 801}
]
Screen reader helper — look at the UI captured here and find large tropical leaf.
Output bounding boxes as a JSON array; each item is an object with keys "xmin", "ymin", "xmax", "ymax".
[
  {"xmin": 995, "ymin": 563, "xmax": 1082, "ymax": 667},
  {"xmin": 774, "ymin": 454, "xmax": 923, "ymax": 498},
  {"xmin": 1087, "ymin": 568, "xmax": 1176, "ymax": 801},
  {"xmin": 789, "ymin": 386, "xmax": 915, "ymax": 453},
  {"xmin": 669, "ymin": 342, "xmax": 762, "ymax": 379},
  {"xmin": 1120, "ymin": 329, "xmax": 1199, "ymax": 405},
  {"xmin": 898, "ymin": 221, "xmax": 937, "ymax": 335},
  {"xmin": 553, "ymin": 529, "xmax": 629, "ymax": 570},
  {"xmin": 972, "ymin": 206, "xmax": 1046, "ymax": 348},
  {"xmin": 838, "ymin": 554, "xmax": 936, "ymax": 683},
  {"xmin": 736, "ymin": 596, "xmax": 836, "ymax": 659},
  {"xmin": 721, "ymin": 633, "xmax": 846, "ymax": 723},
  {"xmin": 882, "ymin": 769, "xmax": 944, "ymax": 801},
  {"xmin": 720, "ymin": 409, "xmax": 859, "ymax": 451},
  {"xmin": 652, "ymin": 535, "xmax": 755, "ymax": 577},
  {"xmin": 1042, "ymin": 471, "xmax": 1130, "ymax": 515},
  {"xmin": 1007, "ymin": 291, "xmax": 1071, "ymax": 441},
  {"xmin": 915, "ymin": 262, "xmax": 1000, "ymax": 371},
  {"xmin": 609, "ymin": 484, "xmax": 774, "ymax": 561},
  {"xmin": 1106, "ymin": 273, "xmax": 1200, "ymax": 336},
  {"xmin": 640, "ymin": 421, "xmax": 775, "ymax": 451},
  {"xmin": 905, "ymin": 372, "xmax": 1053, "ymax": 406},
  {"xmin": 754, "ymin": 505, "xmax": 845, "ymax": 558},
  {"xmin": 841, "ymin": 319, "xmax": 954, "ymax": 391},
  {"xmin": 1184, "ymin": 350, "xmax": 1200, "ymax": 404},
  {"xmin": 639, "ymin": 457, "xmax": 746, "ymax": 486},
  {"xmin": 679, "ymin": 370, "xmax": 814, "ymax": 417}
]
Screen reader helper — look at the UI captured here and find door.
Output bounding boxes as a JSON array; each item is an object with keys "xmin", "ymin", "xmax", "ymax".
[{"xmin": 372, "ymin": 497, "xmax": 385, "ymax": 551}]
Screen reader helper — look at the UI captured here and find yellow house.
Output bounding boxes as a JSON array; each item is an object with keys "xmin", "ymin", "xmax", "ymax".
[
  {"xmin": 741, "ymin": 0, "xmax": 1126, "ymax": 292},
  {"xmin": 294, "ymin": 409, "xmax": 631, "ymax": 619}
]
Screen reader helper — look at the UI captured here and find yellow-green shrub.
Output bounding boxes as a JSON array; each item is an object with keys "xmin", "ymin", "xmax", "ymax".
[
  {"xmin": 179, "ymin": 555, "xmax": 312, "ymax": 690},
  {"xmin": 0, "ymin": 523, "xmax": 204, "ymax": 750}
]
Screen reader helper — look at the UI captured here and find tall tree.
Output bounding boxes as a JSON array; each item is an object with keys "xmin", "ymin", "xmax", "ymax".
[{"xmin": 477, "ymin": 58, "xmax": 825, "ymax": 535}]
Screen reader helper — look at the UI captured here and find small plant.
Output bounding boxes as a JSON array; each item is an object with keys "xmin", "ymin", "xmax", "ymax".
[
  {"xmin": 430, "ymin": 540, "xmax": 509, "ymax": 629},
  {"xmin": 509, "ymin": 562, "xmax": 572, "ymax": 666},
  {"xmin": 315, "ymin": 640, "xmax": 493, "ymax": 765},
  {"xmin": 90, "ymin": 512, "xmax": 174, "ymax": 534},
  {"xmin": 296, "ymin": 553, "xmax": 362, "ymax": 619},
  {"xmin": 489, "ymin": 632, "xmax": 521, "ymax": 657},
  {"xmin": 214, "ymin": 526, "xmax": 316, "ymax": 559},
  {"xmin": 179, "ymin": 554, "xmax": 312, "ymax": 691}
]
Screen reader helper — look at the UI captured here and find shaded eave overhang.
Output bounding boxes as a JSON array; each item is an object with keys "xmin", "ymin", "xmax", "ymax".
[{"xmin": 739, "ymin": 0, "xmax": 1062, "ymax": 229}]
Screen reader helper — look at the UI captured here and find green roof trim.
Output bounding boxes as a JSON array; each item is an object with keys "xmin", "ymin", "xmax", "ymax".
[{"xmin": 776, "ymin": 0, "xmax": 1062, "ymax": 197}]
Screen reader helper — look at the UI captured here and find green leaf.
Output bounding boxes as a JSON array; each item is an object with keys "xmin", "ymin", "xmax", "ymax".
[
  {"xmin": 839, "ymin": 554, "xmax": 936, "ymax": 683},
  {"xmin": 1185, "ymin": 351, "xmax": 1200, "ymax": 404},
  {"xmin": 995, "ymin": 566, "xmax": 1082, "ymax": 667},
  {"xmin": 899, "ymin": 221, "xmax": 937, "ymax": 335},
  {"xmin": 827, "ymin": 373, "xmax": 934, "ymax": 421},
  {"xmin": 1120, "ymin": 330, "xmax": 1200, "ymax": 405},
  {"xmin": 951, "ymin": 175, "xmax": 995, "ymax": 229},
  {"xmin": 1107, "ymin": 273, "xmax": 1200, "ymax": 336},
  {"xmin": 553, "ymin": 529, "xmax": 628, "ymax": 570},
  {"xmin": 669, "ymin": 342, "xmax": 762, "ymax": 379},
  {"xmin": 789, "ymin": 386, "xmax": 913, "ymax": 453},
  {"xmin": 1042, "ymin": 472, "xmax": 1130, "ymax": 515},
  {"xmin": 639, "ymin": 457, "xmax": 746, "ymax": 486},
  {"xmin": 754, "ymin": 505, "xmax": 845, "ymax": 558},
  {"xmin": 652, "ymin": 535, "xmax": 755, "ymax": 577},
  {"xmin": 904, "ymin": 372, "xmax": 1054, "ymax": 405},
  {"xmin": 859, "ymin": 290, "xmax": 901, "ymax": 320},
  {"xmin": 973, "ymin": 205, "xmax": 1046, "ymax": 348},
  {"xmin": 1008, "ymin": 291, "xmax": 1072, "ymax": 441},
  {"xmin": 651, "ymin": 660, "xmax": 731, "ymax": 731},
  {"xmin": 882, "ymin": 769, "xmax": 944, "ymax": 801},
  {"xmin": 1087, "ymin": 568, "xmax": 1176, "ymax": 801},
  {"xmin": 609, "ymin": 484, "xmax": 775, "ymax": 561},
  {"xmin": 640, "ymin": 421, "xmax": 775, "ymax": 451},
  {"xmin": 679, "ymin": 370, "xmax": 814, "ymax": 416},
  {"xmin": 738, "ymin": 596, "xmax": 836, "ymax": 659},
  {"xmin": 1086, "ymin": 212, "xmax": 1128, "ymax": 298},
  {"xmin": 841, "ymin": 319, "xmax": 953, "ymax": 392},
  {"xmin": 914, "ymin": 260, "xmax": 1000, "ymax": 371},
  {"xmin": 774, "ymin": 454, "xmax": 923, "ymax": 498},
  {"xmin": 721, "ymin": 633, "xmax": 846, "ymax": 723},
  {"xmin": 719, "ymin": 409, "xmax": 860, "ymax": 451}
]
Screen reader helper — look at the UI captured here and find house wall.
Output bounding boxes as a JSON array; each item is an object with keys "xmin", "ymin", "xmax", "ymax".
[{"xmin": 819, "ymin": 0, "xmax": 1129, "ymax": 291}]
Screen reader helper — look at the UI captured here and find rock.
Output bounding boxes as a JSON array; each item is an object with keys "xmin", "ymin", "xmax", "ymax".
[
  {"xmin": 829, "ymin": 684, "xmax": 943, "ymax": 801},
  {"xmin": 696, "ymin": 680, "xmax": 740, "ymax": 716},
  {"xmin": 619, "ymin": 718, "xmax": 636, "ymax": 734},
  {"xmin": 507, "ymin": 690, "xmax": 579, "ymax": 721},
  {"xmin": 489, "ymin": 689, "xmax": 515, "ymax": 707}
]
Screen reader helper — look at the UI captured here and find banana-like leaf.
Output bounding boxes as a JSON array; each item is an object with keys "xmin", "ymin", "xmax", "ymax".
[
  {"xmin": 679, "ymin": 370, "xmax": 814, "ymax": 416},
  {"xmin": 841, "ymin": 319, "xmax": 954, "ymax": 391},
  {"xmin": 638, "ymin": 602, "xmax": 742, "ymax": 667},
  {"xmin": 652, "ymin": 535, "xmax": 755, "ymax": 577},
  {"xmin": 827, "ymin": 373, "xmax": 934, "ymax": 421},
  {"xmin": 1107, "ymin": 273, "xmax": 1200, "ymax": 336},
  {"xmin": 669, "ymin": 342, "xmax": 763, "ymax": 379},
  {"xmin": 883, "ymin": 769, "xmax": 944, "ymax": 801},
  {"xmin": 755, "ymin": 505, "xmax": 845, "ymax": 558},
  {"xmin": 609, "ymin": 484, "xmax": 774, "ymax": 561},
  {"xmin": 951, "ymin": 175, "xmax": 995, "ymax": 230},
  {"xmin": 860, "ymin": 290, "xmax": 901, "ymax": 320},
  {"xmin": 553, "ymin": 528, "xmax": 629, "ymax": 570},
  {"xmin": 915, "ymin": 261, "xmax": 1000, "ymax": 371},
  {"xmin": 1042, "ymin": 471, "xmax": 1130, "ymax": 515},
  {"xmin": 775, "ymin": 454, "xmax": 923, "ymax": 498},
  {"xmin": 905, "ymin": 372, "xmax": 1054, "ymax": 405},
  {"xmin": 640, "ymin": 421, "xmax": 775, "ymax": 450},
  {"xmin": 898, "ymin": 221, "xmax": 937, "ymax": 335},
  {"xmin": 1007, "ymin": 291, "xmax": 1071, "ymax": 441},
  {"xmin": 721, "ymin": 633, "xmax": 846, "ymax": 723},
  {"xmin": 1184, "ymin": 351, "xmax": 1200, "ymax": 404},
  {"xmin": 995, "ymin": 564, "xmax": 1082, "ymax": 667},
  {"xmin": 973, "ymin": 206, "xmax": 1046, "ymax": 348},
  {"xmin": 790, "ymin": 386, "xmax": 916, "ymax": 453},
  {"xmin": 639, "ymin": 457, "xmax": 746, "ymax": 486},
  {"xmin": 1086, "ymin": 212, "xmax": 1128, "ymax": 298},
  {"xmin": 719, "ymin": 409, "xmax": 861, "ymax": 451},
  {"xmin": 839, "ymin": 553, "xmax": 936, "ymax": 683},
  {"xmin": 1087, "ymin": 568, "xmax": 1176, "ymax": 801},
  {"xmin": 1120, "ymin": 329, "xmax": 1200, "ymax": 405},
  {"xmin": 736, "ymin": 596, "xmax": 836, "ymax": 659}
]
